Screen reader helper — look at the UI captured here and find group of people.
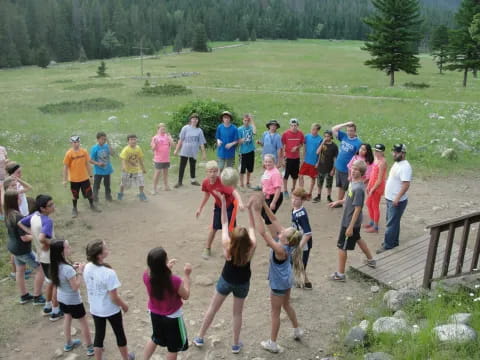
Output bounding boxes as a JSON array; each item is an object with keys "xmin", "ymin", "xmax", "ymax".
[{"xmin": 1, "ymin": 111, "xmax": 413, "ymax": 358}]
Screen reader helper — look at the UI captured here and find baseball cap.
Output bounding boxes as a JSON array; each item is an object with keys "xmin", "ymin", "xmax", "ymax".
[
  {"xmin": 324, "ymin": 130, "xmax": 333, "ymax": 136},
  {"xmin": 374, "ymin": 144, "xmax": 386, "ymax": 152},
  {"xmin": 266, "ymin": 120, "xmax": 280, "ymax": 129},
  {"xmin": 392, "ymin": 143, "xmax": 407, "ymax": 153},
  {"xmin": 70, "ymin": 135, "xmax": 80, "ymax": 142},
  {"xmin": 289, "ymin": 118, "xmax": 299, "ymax": 125}
]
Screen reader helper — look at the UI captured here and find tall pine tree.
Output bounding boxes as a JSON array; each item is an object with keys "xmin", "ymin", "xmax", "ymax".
[
  {"xmin": 362, "ymin": 0, "xmax": 423, "ymax": 86},
  {"xmin": 192, "ymin": 23, "xmax": 208, "ymax": 52},
  {"xmin": 431, "ymin": 25, "xmax": 449, "ymax": 74}
]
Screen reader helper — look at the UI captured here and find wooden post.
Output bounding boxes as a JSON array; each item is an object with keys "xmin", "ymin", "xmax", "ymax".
[
  {"xmin": 471, "ymin": 225, "xmax": 480, "ymax": 272},
  {"xmin": 423, "ymin": 227, "xmax": 441, "ymax": 289},
  {"xmin": 456, "ymin": 219, "xmax": 471, "ymax": 275},
  {"xmin": 441, "ymin": 223, "xmax": 456, "ymax": 277}
]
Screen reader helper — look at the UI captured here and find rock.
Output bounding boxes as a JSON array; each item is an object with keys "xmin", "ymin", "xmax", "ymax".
[
  {"xmin": 441, "ymin": 148, "xmax": 457, "ymax": 160},
  {"xmin": 393, "ymin": 310, "xmax": 407, "ymax": 319},
  {"xmin": 195, "ymin": 275, "xmax": 214, "ymax": 286},
  {"xmin": 370, "ymin": 285, "xmax": 380, "ymax": 293},
  {"xmin": 364, "ymin": 307, "xmax": 382, "ymax": 318},
  {"xmin": 383, "ymin": 288, "xmax": 421, "ymax": 311},
  {"xmin": 433, "ymin": 324, "xmax": 477, "ymax": 343},
  {"xmin": 344, "ymin": 326, "xmax": 366, "ymax": 349},
  {"xmin": 372, "ymin": 317, "xmax": 409, "ymax": 335},
  {"xmin": 449, "ymin": 313, "xmax": 472, "ymax": 325},
  {"xmin": 53, "ymin": 348, "xmax": 63, "ymax": 358},
  {"xmin": 107, "ymin": 116, "xmax": 118, "ymax": 121},
  {"xmin": 364, "ymin": 352, "xmax": 393, "ymax": 360},
  {"xmin": 359, "ymin": 320, "xmax": 369, "ymax": 331},
  {"xmin": 452, "ymin": 138, "xmax": 473, "ymax": 151},
  {"xmin": 432, "ymin": 206, "xmax": 442, "ymax": 213}
]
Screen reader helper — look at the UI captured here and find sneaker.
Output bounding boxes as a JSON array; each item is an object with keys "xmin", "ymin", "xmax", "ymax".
[
  {"xmin": 283, "ymin": 191, "xmax": 289, "ymax": 199},
  {"xmin": 174, "ymin": 183, "xmax": 183, "ymax": 188},
  {"xmin": 376, "ymin": 246, "xmax": 387, "ymax": 255},
  {"xmin": 312, "ymin": 195, "xmax": 321, "ymax": 203},
  {"xmin": 191, "ymin": 180, "xmax": 201, "ymax": 186},
  {"xmin": 33, "ymin": 295, "xmax": 46, "ymax": 305},
  {"xmin": 117, "ymin": 192, "xmax": 124, "ymax": 200},
  {"xmin": 25, "ymin": 269, "xmax": 33, "ymax": 276},
  {"xmin": 19, "ymin": 293, "xmax": 34, "ymax": 304},
  {"xmin": 327, "ymin": 195, "xmax": 333, "ymax": 203},
  {"xmin": 293, "ymin": 328, "xmax": 304, "ymax": 340},
  {"xmin": 330, "ymin": 272, "xmax": 346, "ymax": 282},
  {"xmin": 64, "ymin": 339, "xmax": 81, "ymax": 352},
  {"xmin": 43, "ymin": 306, "xmax": 52, "ymax": 316},
  {"xmin": 304, "ymin": 282, "xmax": 313, "ymax": 290},
  {"xmin": 72, "ymin": 208, "xmax": 78, "ymax": 218},
  {"xmin": 260, "ymin": 339, "xmax": 282, "ymax": 353},
  {"xmin": 138, "ymin": 192, "xmax": 148, "ymax": 202},
  {"xmin": 193, "ymin": 337, "xmax": 204, "ymax": 347},
  {"xmin": 86, "ymin": 344, "xmax": 94, "ymax": 356},
  {"xmin": 90, "ymin": 205, "xmax": 102, "ymax": 213},
  {"xmin": 151, "ymin": 190, "xmax": 159, "ymax": 195},
  {"xmin": 366, "ymin": 259, "xmax": 377, "ymax": 269},
  {"xmin": 201, "ymin": 248, "xmax": 211, "ymax": 260},
  {"xmin": 231, "ymin": 342, "xmax": 243, "ymax": 354},
  {"xmin": 50, "ymin": 310, "xmax": 65, "ymax": 321},
  {"xmin": 363, "ymin": 223, "xmax": 373, "ymax": 229},
  {"xmin": 365, "ymin": 227, "xmax": 378, "ymax": 233}
]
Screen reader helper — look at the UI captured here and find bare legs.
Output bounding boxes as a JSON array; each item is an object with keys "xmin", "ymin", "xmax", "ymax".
[{"xmin": 269, "ymin": 289, "xmax": 298, "ymax": 342}]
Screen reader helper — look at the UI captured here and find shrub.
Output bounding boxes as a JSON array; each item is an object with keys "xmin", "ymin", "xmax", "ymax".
[
  {"xmin": 404, "ymin": 82, "xmax": 430, "ymax": 89},
  {"xmin": 36, "ymin": 47, "xmax": 50, "ymax": 68},
  {"xmin": 169, "ymin": 100, "xmax": 239, "ymax": 147},
  {"xmin": 38, "ymin": 97, "xmax": 124, "ymax": 114},
  {"xmin": 97, "ymin": 61, "xmax": 108, "ymax": 77},
  {"xmin": 139, "ymin": 82, "xmax": 192, "ymax": 96},
  {"xmin": 65, "ymin": 83, "xmax": 124, "ymax": 91}
]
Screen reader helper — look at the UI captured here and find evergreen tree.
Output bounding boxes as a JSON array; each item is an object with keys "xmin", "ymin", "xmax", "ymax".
[
  {"xmin": 101, "ymin": 29, "xmax": 121, "ymax": 58},
  {"xmin": 431, "ymin": 25, "xmax": 449, "ymax": 74},
  {"xmin": 36, "ymin": 47, "xmax": 50, "ymax": 68},
  {"xmin": 250, "ymin": 28, "xmax": 257, "ymax": 41},
  {"xmin": 238, "ymin": 20, "xmax": 249, "ymax": 41},
  {"xmin": 192, "ymin": 23, "xmax": 208, "ymax": 52},
  {"xmin": 97, "ymin": 60, "xmax": 107, "ymax": 77},
  {"xmin": 445, "ymin": 0, "xmax": 480, "ymax": 87},
  {"xmin": 469, "ymin": 13, "xmax": 480, "ymax": 43},
  {"xmin": 78, "ymin": 46, "xmax": 88, "ymax": 62},
  {"xmin": 173, "ymin": 32, "xmax": 183, "ymax": 53},
  {"xmin": 362, "ymin": 0, "xmax": 423, "ymax": 86}
]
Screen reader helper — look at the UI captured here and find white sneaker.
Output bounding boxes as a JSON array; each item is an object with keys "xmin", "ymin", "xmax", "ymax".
[
  {"xmin": 293, "ymin": 327, "xmax": 304, "ymax": 340},
  {"xmin": 260, "ymin": 339, "xmax": 282, "ymax": 353}
]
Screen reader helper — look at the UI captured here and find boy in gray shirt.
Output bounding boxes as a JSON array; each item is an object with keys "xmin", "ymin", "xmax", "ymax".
[{"xmin": 328, "ymin": 160, "xmax": 376, "ymax": 281}]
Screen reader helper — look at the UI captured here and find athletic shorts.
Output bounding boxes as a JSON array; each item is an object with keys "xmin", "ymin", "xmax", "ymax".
[
  {"xmin": 335, "ymin": 170, "xmax": 349, "ymax": 191},
  {"xmin": 337, "ymin": 227, "xmax": 361, "ymax": 251},
  {"xmin": 59, "ymin": 302, "xmax": 86, "ymax": 319},
  {"xmin": 318, "ymin": 172, "xmax": 334, "ymax": 189},
  {"xmin": 284, "ymin": 158, "xmax": 300, "ymax": 180},
  {"xmin": 121, "ymin": 172, "xmax": 145, "ymax": 189},
  {"xmin": 212, "ymin": 203, "xmax": 236, "ymax": 230},
  {"xmin": 261, "ymin": 193, "xmax": 283, "ymax": 225},
  {"xmin": 239, "ymin": 151, "xmax": 254, "ymax": 174},
  {"xmin": 150, "ymin": 312, "xmax": 188, "ymax": 353},
  {"xmin": 299, "ymin": 162, "xmax": 318, "ymax": 179},
  {"xmin": 154, "ymin": 162, "xmax": 170, "ymax": 170},
  {"xmin": 13, "ymin": 252, "xmax": 40, "ymax": 269},
  {"xmin": 271, "ymin": 288, "xmax": 289, "ymax": 296},
  {"xmin": 217, "ymin": 157, "xmax": 234, "ymax": 170},
  {"xmin": 216, "ymin": 275, "xmax": 250, "ymax": 299},
  {"xmin": 70, "ymin": 179, "xmax": 92, "ymax": 200}
]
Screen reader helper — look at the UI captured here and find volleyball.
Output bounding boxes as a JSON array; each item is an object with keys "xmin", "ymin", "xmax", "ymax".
[{"xmin": 221, "ymin": 167, "xmax": 240, "ymax": 187}]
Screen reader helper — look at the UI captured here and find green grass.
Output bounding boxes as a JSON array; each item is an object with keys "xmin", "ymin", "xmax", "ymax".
[
  {"xmin": 38, "ymin": 97, "xmax": 124, "ymax": 114},
  {"xmin": 64, "ymin": 82, "xmax": 124, "ymax": 91}
]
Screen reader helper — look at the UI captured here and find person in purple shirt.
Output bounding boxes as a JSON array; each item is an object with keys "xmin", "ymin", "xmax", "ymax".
[
  {"xmin": 331, "ymin": 122, "xmax": 362, "ymax": 207},
  {"xmin": 216, "ymin": 111, "xmax": 239, "ymax": 171}
]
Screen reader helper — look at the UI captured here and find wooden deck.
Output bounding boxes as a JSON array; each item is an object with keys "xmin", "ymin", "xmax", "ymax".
[{"xmin": 350, "ymin": 234, "xmax": 475, "ymax": 289}]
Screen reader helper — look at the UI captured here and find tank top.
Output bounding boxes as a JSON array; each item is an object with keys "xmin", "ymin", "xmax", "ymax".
[
  {"xmin": 221, "ymin": 259, "xmax": 251, "ymax": 285},
  {"xmin": 367, "ymin": 159, "xmax": 387, "ymax": 194},
  {"xmin": 268, "ymin": 245, "xmax": 293, "ymax": 290}
]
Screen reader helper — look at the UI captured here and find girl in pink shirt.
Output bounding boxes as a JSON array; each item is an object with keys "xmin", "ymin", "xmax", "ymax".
[
  {"xmin": 151, "ymin": 123, "xmax": 174, "ymax": 194},
  {"xmin": 347, "ymin": 143, "xmax": 374, "ymax": 183},
  {"xmin": 143, "ymin": 247, "xmax": 192, "ymax": 360},
  {"xmin": 261, "ymin": 154, "xmax": 283, "ymax": 236}
]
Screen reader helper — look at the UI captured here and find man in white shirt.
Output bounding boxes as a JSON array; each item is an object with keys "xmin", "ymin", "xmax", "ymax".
[{"xmin": 377, "ymin": 143, "xmax": 412, "ymax": 253}]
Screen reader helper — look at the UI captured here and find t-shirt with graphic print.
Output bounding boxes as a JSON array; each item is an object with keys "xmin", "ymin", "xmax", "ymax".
[
  {"xmin": 334, "ymin": 130, "xmax": 362, "ymax": 173},
  {"xmin": 63, "ymin": 148, "xmax": 90, "ymax": 182},
  {"xmin": 238, "ymin": 125, "xmax": 255, "ymax": 154},
  {"xmin": 119, "ymin": 145, "xmax": 144, "ymax": 174},
  {"xmin": 90, "ymin": 143, "xmax": 113, "ymax": 176},
  {"xmin": 292, "ymin": 207, "xmax": 313, "ymax": 251},
  {"xmin": 178, "ymin": 125, "xmax": 206, "ymax": 159},
  {"xmin": 341, "ymin": 181, "xmax": 365, "ymax": 229}
]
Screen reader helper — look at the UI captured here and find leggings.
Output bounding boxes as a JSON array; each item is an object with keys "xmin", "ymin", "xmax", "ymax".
[
  {"xmin": 366, "ymin": 189, "xmax": 382, "ymax": 224},
  {"xmin": 178, "ymin": 156, "xmax": 197, "ymax": 184},
  {"xmin": 92, "ymin": 311, "xmax": 127, "ymax": 348}
]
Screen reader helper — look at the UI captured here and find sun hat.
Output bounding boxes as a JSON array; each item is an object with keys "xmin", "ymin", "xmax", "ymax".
[
  {"xmin": 266, "ymin": 120, "xmax": 280, "ymax": 129},
  {"xmin": 220, "ymin": 111, "xmax": 233, "ymax": 120},
  {"xmin": 392, "ymin": 143, "xmax": 407, "ymax": 153},
  {"xmin": 374, "ymin": 144, "xmax": 386, "ymax": 152}
]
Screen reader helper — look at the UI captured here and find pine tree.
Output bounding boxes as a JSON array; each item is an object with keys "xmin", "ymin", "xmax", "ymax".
[
  {"xmin": 173, "ymin": 32, "xmax": 183, "ymax": 53},
  {"xmin": 238, "ymin": 21, "xmax": 249, "ymax": 41},
  {"xmin": 445, "ymin": 0, "xmax": 480, "ymax": 87},
  {"xmin": 431, "ymin": 25, "xmax": 450, "ymax": 74},
  {"xmin": 192, "ymin": 23, "xmax": 208, "ymax": 52},
  {"xmin": 36, "ymin": 46, "xmax": 50, "ymax": 68},
  {"xmin": 78, "ymin": 46, "xmax": 88, "ymax": 62},
  {"xmin": 101, "ymin": 30, "xmax": 121, "ymax": 58},
  {"xmin": 362, "ymin": 0, "xmax": 423, "ymax": 86},
  {"xmin": 470, "ymin": 13, "xmax": 480, "ymax": 43},
  {"xmin": 97, "ymin": 60, "xmax": 107, "ymax": 77},
  {"xmin": 250, "ymin": 28, "xmax": 257, "ymax": 41}
]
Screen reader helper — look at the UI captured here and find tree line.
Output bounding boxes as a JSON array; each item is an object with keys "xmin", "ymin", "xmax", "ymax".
[{"xmin": 0, "ymin": 0, "xmax": 460, "ymax": 69}]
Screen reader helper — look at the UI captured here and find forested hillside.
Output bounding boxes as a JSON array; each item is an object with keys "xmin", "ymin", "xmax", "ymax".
[{"xmin": 0, "ymin": 0, "xmax": 461, "ymax": 68}]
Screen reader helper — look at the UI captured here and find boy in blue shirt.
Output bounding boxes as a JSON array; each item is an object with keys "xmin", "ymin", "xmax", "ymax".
[
  {"xmin": 299, "ymin": 123, "xmax": 323, "ymax": 200},
  {"xmin": 237, "ymin": 114, "xmax": 256, "ymax": 189},
  {"xmin": 90, "ymin": 132, "xmax": 114, "ymax": 202},
  {"xmin": 216, "ymin": 111, "xmax": 239, "ymax": 171},
  {"xmin": 257, "ymin": 120, "xmax": 283, "ymax": 167}
]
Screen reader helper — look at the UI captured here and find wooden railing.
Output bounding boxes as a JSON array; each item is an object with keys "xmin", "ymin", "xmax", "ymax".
[{"xmin": 423, "ymin": 211, "xmax": 480, "ymax": 289}]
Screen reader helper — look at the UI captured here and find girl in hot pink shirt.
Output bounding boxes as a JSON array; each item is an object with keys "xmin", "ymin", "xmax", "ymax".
[
  {"xmin": 347, "ymin": 143, "xmax": 374, "ymax": 183},
  {"xmin": 261, "ymin": 154, "xmax": 283, "ymax": 235},
  {"xmin": 151, "ymin": 123, "xmax": 174, "ymax": 193}
]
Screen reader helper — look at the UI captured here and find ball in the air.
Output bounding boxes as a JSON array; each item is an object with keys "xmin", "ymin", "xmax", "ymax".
[{"xmin": 221, "ymin": 167, "xmax": 239, "ymax": 187}]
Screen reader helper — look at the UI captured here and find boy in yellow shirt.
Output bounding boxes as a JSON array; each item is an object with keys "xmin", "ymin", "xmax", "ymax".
[
  {"xmin": 63, "ymin": 136, "xmax": 101, "ymax": 218},
  {"xmin": 118, "ymin": 134, "xmax": 147, "ymax": 201}
]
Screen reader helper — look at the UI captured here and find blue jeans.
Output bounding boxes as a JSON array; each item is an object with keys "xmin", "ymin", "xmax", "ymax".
[{"xmin": 383, "ymin": 199, "xmax": 408, "ymax": 249}]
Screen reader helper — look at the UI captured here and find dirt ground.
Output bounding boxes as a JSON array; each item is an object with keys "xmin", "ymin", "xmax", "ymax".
[{"xmin": 1, "ymin": 171, "xmax": 479, "ymax": 360}]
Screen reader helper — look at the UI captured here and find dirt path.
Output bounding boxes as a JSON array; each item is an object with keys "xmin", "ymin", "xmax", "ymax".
[{"xmin": 1, "ymin": 173, "xmax": 479, "ymax": 360}]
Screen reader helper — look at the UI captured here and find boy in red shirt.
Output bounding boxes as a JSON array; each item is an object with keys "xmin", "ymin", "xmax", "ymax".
[
  {"xmin": 196, "ymin": 161, "xmax": 244, "ymax": 259},
  {"xmin": 281, "ymin": 118, "xmax": 305, "ymax": 199}
]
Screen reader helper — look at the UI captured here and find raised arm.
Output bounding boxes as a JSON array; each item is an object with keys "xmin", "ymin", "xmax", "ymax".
[
  {"xmin": 332, "ymin": 121, "xmax": 353, "ymax": 138},
  {"xmin": 177, "ymin": 263, "xmax": 192, "ymax": 300}
]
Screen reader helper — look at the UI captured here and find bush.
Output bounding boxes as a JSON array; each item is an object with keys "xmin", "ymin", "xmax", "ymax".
[
  {"xmin": 97, "ymin": 61, "xmax": 108, "ymax": 77},
  {"xmin": 38, "ymin": 97, "xmax": 124, "ymax": 114},
  {"xmin": 139, "ymin": 82, "xmax": 192, "ymax": 96},
  {"xmin": 65, "ymin": 83, "xmax": 124, "ymax": 91},
  {"xmin": 404, "ymin": 82, "xmax": 430, "ymax": 89},
  {"xmin": 36, "ymin": 47, "xmax": 50, "ymax": 68},
  {"xmin": 169, "ymin": 100, "xmax": 239, "ymax": 147}
]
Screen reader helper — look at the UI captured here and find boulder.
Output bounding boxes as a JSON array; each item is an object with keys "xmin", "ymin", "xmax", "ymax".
[
  {"xmin": 364, "ymin": 352, "xmax": 393, "ymax": 360},
  {"xmin": 393, "ymin": 310, "xmax": 407, "ymax": 319},
  {"xmin": 448, "ymin": 313, "xmax": 472, "ymax": 325},
  {"xmin": 383, "ymin": 288, "xmax": 420, "ymax": 311},
  {"xmin": 441, "ymin": 148, "xmax": 457, "ymax": 160},
  {"xmin": 344, "ymin": 326, "xmax": 366, "ymax": 349},
  {"xmin": 359, "ymin": 320, "xmax": 369, "ymax": 331},
  {"xmin": 372, "ymin": 317, "xmax": 409, "ymax": 335},
  {"xmin": 433, "ymin": 324, "xmax": 477, "ymax": 343}
]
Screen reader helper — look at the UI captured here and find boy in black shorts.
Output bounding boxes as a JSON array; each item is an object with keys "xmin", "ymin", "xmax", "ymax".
[{"xmin": 328, "ymin": 160, "xmax": 375, "ymax": 281}]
